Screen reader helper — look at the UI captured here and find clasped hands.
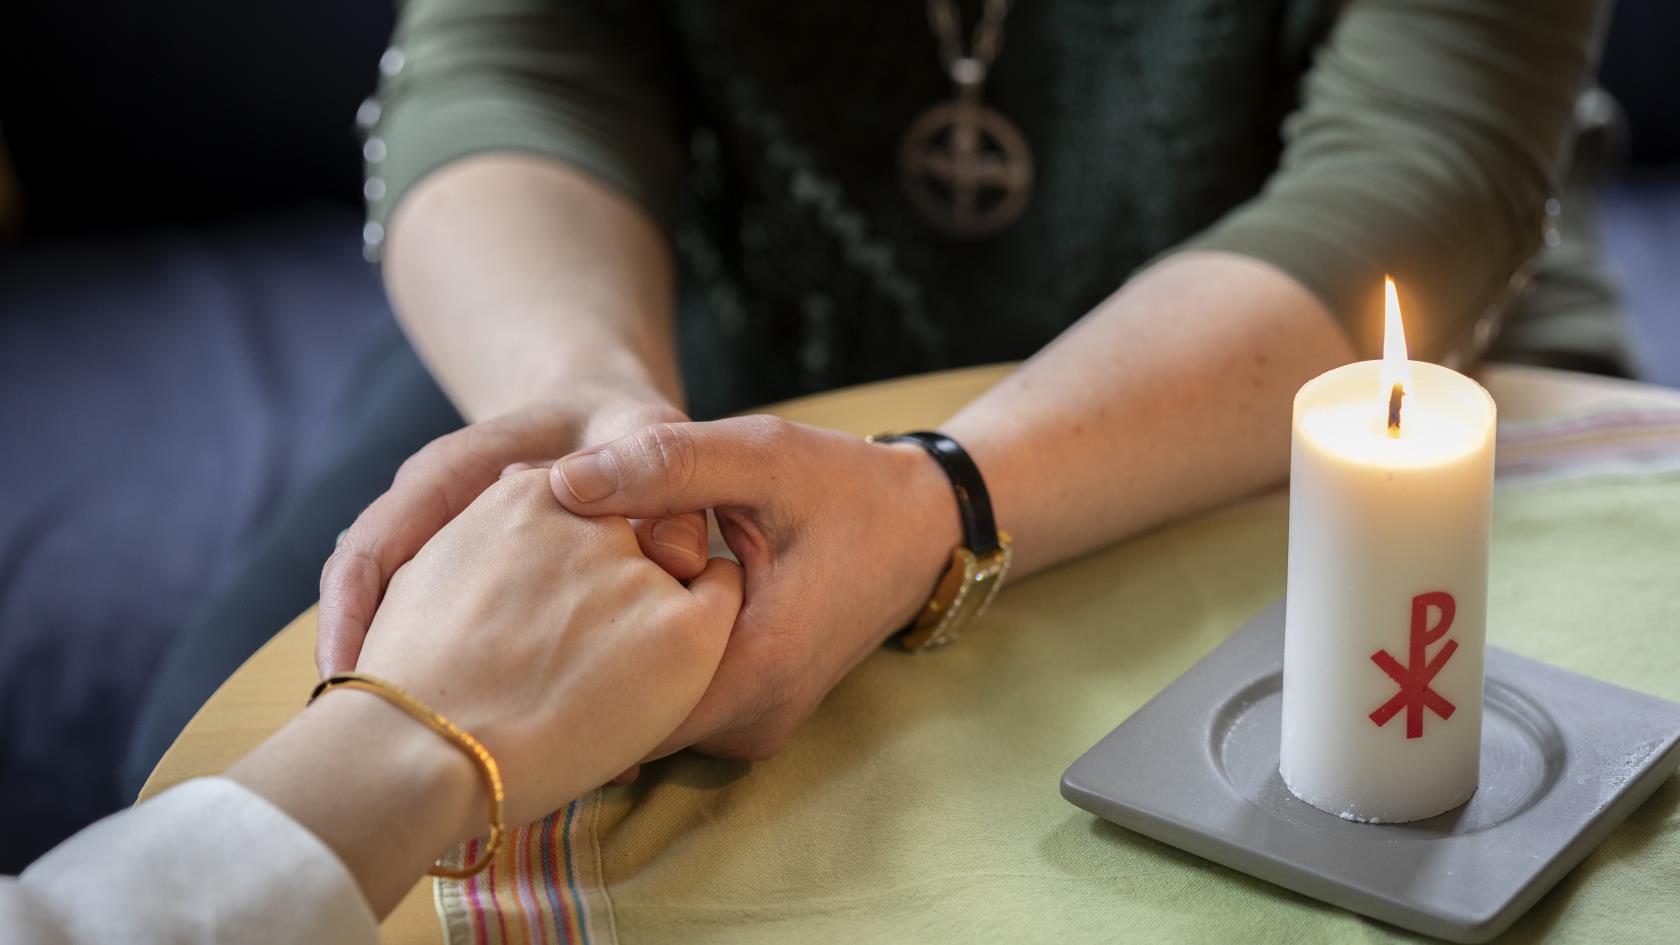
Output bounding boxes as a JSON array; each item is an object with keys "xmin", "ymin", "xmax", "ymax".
[{"xmin": 317, "ymin": 386, "xmax": 958, "ymax": 827}]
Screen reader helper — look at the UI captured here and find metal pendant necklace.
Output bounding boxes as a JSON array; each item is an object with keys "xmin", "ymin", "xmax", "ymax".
[{"xmin": 898, "ymin": 0, "xmax": 1034, "ymax": 239}]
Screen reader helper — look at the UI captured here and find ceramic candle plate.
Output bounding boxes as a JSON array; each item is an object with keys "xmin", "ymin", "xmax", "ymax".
[{"xmin": 1061, "ymin": 599, "xmax": 1680, "ymax": 943}]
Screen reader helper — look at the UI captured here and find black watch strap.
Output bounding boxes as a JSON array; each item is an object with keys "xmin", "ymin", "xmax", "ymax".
[{"xmin": 876, "ymin": 431, "xmax": 1002, "ymax": 555}]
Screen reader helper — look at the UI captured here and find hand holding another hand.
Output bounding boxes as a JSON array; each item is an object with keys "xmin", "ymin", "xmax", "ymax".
[
  {"xmin": 237, "ymin": 470, "xmax": 740, "ymax": 915},
  {"xmin": 315, "ymin": 382, "xmax": 709, "ymax": 678},
  {"xmin": 550, "ymin": 416, "xmax": 961, "ymax": 764},
  {"xmin": 317, "ymin": 397, "xmax": 964, "ymax": 814},
  {"xmin": 353, "ymin": 470, "xmax": 742, "ymax": 829}
]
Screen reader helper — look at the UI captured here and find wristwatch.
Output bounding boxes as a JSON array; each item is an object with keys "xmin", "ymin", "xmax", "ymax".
[{"xmin": 872, "ymin": 431, "xmax": 1013, "ymax": 651}]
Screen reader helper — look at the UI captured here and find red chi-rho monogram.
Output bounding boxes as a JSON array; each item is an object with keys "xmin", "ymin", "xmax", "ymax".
[{"xmin": 1369, "ymin": 591, "xmax": 1458, "ymax": 739}]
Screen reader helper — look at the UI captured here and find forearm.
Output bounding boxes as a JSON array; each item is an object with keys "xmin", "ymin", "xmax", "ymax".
[
  {"xmin": 943, "ymin": 252, "xmax": 1356, "ymax": 577},
  {"xmin": 384, "ymin": 153, "xmax": 683, "ymax": 423}
]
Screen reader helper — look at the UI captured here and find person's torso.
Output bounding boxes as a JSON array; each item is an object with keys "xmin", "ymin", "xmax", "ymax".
[{"xmin": 667, "ymin": 0, "xmax": 1337, "ymax": 414}]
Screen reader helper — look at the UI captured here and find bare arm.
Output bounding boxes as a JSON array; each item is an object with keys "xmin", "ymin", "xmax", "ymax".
[
  {"xmin": 319, "ymin": 161, "xmax": 702, "ymax": 675},
  {"xmin": 318, "ymin": 0, "xmax": 706, "ymax": 675},
  {"xmin": 384, "ymin": 154, "xmax": 683, "ymax": 424},
  {"xmin": 945, "ymin": 252, "xmax": 1355, "ymax": 576},
  {"xmin": 368, "ymin": 0, "xmax": 686, "ymax": 423}
]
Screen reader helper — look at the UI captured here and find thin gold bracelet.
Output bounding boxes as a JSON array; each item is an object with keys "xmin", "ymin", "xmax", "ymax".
[{"xmin": 308, "ymin": 672, "xmax": 505, "ymax": 879}]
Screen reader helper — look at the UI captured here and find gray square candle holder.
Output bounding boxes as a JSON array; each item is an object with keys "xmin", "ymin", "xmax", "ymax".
[{"xmin": 1061, "ymin": 599, "xmax": 1680, "ymax": 943}]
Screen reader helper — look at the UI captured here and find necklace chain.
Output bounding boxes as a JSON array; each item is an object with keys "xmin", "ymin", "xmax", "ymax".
[{"xmin": 927, "ymin": 0, "xmax": 1014, "ymax": 71}]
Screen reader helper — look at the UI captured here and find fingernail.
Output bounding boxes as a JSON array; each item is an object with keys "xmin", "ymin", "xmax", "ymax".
[
  {"xmin": 651, "ymin": 517, "xmax": 704, "ymax": 559},
  {"xmin": 558, "ymin": 452, "xmax": 618, "ymax": 502}
]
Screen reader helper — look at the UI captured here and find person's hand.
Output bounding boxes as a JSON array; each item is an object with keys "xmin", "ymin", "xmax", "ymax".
[
  {"xmin": 229, "ymin": 470, "xmax": 740, "ymax": 914},
  {"xmin": 316, "ymin": 380, "xmax": 709, "ymax": 677},
  {"xmin": 548, "ymin": 416, "xmax": 963, "ymax": 765},
  {"xmin": 353, "ymin": 470, "xmax": 743, "ymax": 827}
]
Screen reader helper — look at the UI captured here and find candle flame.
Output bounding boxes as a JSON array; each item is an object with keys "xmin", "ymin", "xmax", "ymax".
[{"xmin": 1381, "ymin": 276, "xmax": 1412, "ymax": 436}]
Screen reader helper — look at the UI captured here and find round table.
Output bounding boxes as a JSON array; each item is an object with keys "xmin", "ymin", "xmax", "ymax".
[{"xmin": 140, "ymin": 363, "xmax": 1680, "ymax": 944}]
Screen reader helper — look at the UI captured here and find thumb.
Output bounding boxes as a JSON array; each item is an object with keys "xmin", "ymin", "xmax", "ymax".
[
  {"xmin": 549, "ymin": 416, "xmax": 788, "ymax": 518},
  {"xmin": 685, "ymin": 555, "xmax": 745, "ymax": 633}
]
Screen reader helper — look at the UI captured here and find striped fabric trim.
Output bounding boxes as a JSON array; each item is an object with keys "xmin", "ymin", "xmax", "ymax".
[
  {"xmin": 1495, "ymin": 407, "xmax": 1680, "ymax": 482},
  {"xmin": 436, "ymin": 793, "xmax": 611, "ymax": 945}
]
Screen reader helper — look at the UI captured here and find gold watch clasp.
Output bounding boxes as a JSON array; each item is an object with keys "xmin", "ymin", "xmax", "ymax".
[{"xmin": 900, "ymin": 531, "xmax": 1012, "ymax": 651}]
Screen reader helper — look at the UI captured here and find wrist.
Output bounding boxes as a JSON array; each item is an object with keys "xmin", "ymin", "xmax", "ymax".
[
  {"xmin": 527, "ymin": 375, "xmax": 687, "ymax": 446},
  {"xmin": 315, "ymin": 688, "xmax": 485, "ymax": 844},
  {"xmin": 880, "ymin": 441, "xmax": 967, "ymax": 633},
  {"xmin": 228, "ymin": 688, "xmax": 483, "ymax": 916}
]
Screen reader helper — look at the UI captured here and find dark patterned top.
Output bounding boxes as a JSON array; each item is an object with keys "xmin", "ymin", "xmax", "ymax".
[{"xmin": 363, "ymin": 0, "xmax": 1605, "ymax": 417}]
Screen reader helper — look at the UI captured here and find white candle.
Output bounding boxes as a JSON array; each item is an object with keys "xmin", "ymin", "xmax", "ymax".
[{"xmin": 1280, "ymin": 278, "xmax": 1496, "ymax": 823}]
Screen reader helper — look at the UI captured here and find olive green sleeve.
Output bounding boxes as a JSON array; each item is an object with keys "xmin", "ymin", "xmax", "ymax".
[
  {"xmin": 362, "ymin": 0, "xmax": 682, "ymax": 247},
  {"xmin": 1181, "ymin": 0, "xmax": 1606, "ymax": 361}
]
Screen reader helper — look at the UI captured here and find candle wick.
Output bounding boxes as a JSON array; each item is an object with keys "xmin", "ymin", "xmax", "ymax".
[{"xmin": 1387, "ymin": 383, "xmax": 1405, "ymax": 437}]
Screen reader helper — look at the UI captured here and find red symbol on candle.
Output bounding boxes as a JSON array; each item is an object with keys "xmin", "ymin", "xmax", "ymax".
[{"xmin": 1369, "ymin": 591, "xmax": 1458, "ymax": 739}]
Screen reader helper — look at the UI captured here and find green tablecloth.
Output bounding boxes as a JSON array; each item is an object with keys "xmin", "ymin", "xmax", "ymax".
[{"xmin": 437, "ymin": 410, "xmax": 1680, "ymax": 945}]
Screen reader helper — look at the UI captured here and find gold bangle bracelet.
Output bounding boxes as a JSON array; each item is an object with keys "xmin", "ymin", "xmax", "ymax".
[{"xmin": 308, "ymin": 672, "xmax": 505, "ymax": 879}]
